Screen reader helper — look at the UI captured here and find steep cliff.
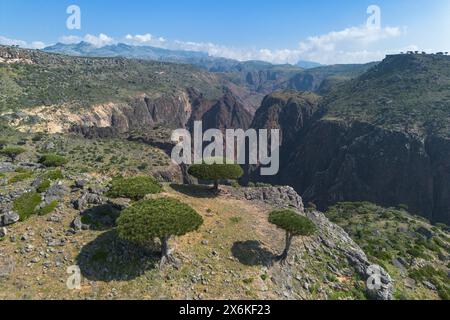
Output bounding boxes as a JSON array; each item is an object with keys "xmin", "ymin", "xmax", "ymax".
[{"xmin": 251, "ymin": 54, "xmax": 450, "ymax": 224}]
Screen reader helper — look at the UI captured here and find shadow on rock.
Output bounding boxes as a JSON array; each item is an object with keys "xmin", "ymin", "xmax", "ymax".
[
  {"xmin": 170, "ymin": 184, "xmax": 218, "ymax": 198},
  {"xmin": 231, "ymin": 240, "xmax": 275, "ymax": 267},
  {"xmin": 80, "ymin": 204, "xmax": 122, "ymax": 231},
  {"xmin": 76, "ymin": 230, "xmax": 159, "ymax": 282}
]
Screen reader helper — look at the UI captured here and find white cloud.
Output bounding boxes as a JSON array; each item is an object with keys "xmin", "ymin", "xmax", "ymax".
[
  {"xmin": 59, "ymin": 35, "xmax": 82, "ymax": 44},
  {"xmin": 3, "ymin": 22, "xmax": 409, "ymax": 64},
  {"xmin": 30, "ymin": 41, "xmax": 46, "ymax": 49},
  {"xmin": 153, "ymin": 25, "xmax": 406, "ymax": 64},
  {"xmin": 84, "ymin": 33, "xmax": 115, "ymax": 47},
  {"xmin": 59, "ymin": 33, "xmax": 116, "ymax": 47},
  {"xmin": 0, "ymin": 35, "xmax": 46, "ymax": 49},
  {"xmin": 291, "ymin": 25, "xmax": 405, "ymax": 64},
  {"xmin": 124, "ymin": 33, "xmax": 166, "ymax": 47},
  {"xmin": 52, "ymin": 24, "xmax": 408, "ymax": 64}
]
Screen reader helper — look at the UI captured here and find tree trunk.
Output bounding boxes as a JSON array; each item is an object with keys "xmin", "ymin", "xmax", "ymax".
[
  {"xmin": 159, "ymin": 235, "xmax": 174, "ymax": 268},
  {"xmin": 276, "ymin": 232, "xmax": 294, "ymax": 265}
]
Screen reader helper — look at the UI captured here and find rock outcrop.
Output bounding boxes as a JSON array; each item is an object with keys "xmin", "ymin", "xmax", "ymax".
[
  {"xmin": 233, "ymin": 186, "xmax": 304, "ymax": 212},
  {"xmin": 231, "ymin": 186, "xmax": 394, "ymax": 300}
]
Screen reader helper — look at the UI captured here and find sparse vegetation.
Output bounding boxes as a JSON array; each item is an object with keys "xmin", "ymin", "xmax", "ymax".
[
  {"xmin": 326, "ymin": 202, "xmax": 450, "ymax": 300},
  {"xmin": 8, "ymin": 169, "xmax": 33, "ymax": 184}
]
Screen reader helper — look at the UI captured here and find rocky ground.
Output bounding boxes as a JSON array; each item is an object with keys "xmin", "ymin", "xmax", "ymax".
[{"xmin": 0, "ymin": 180, "xmax": 388, "ymax": 300}]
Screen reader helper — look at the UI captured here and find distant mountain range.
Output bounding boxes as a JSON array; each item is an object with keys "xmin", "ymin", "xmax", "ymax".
[
  {"xmin": 43, "ymin": 42, "xmax": 209, "ymax": 62},
  {"xmin": 43, "ymin": 42, "xmax": 323, "ymax": 71},
  {"xmin": 296, "ymin": 60, "xmax": 323, "ymax": 69}
]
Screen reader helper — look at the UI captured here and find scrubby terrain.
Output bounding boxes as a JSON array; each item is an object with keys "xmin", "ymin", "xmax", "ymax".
[{"xmin": 325, "ymin": 202, "xmax": 450, "ymax": 300}]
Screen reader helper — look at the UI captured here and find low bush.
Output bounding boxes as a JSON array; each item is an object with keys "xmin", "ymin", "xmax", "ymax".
[
  {"xmin": 36, "ymin": 179, "xmax": 51, "ymax": 193},
  {"xmin": 37, "ymin": 200, "xmax": 58, "ymax": 216},
  {"xmin": 106, "ymin": 176, "xmax": 162, "ymax": 200},
  {"xmin": 13, "ymin": 192, "xmax": 42, "ymax": 221},
  {"xmin": 42, "ymin": 169, "xmax": 64, "ymax": 181},
  {"xmin": 38, "ymin": 154, "xmax": 68, "ymax": 167},
  {"xmin": 8, "ymin": 170, "xmax": 33, "ymax": 184}
]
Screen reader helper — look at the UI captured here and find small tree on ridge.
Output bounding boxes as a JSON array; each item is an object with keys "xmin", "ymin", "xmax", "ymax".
[
  {"xmin": 269, "ymin": 209, "xmax": 316, "ymax": 265},
  {"xmin": 188, "ymin": 158, "xmax": 243, "ymax": 190}
]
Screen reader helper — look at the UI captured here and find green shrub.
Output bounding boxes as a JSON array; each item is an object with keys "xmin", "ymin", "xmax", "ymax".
[
  {"xmin": 36, "ymin": 179, "xmax": 51, "ymax": 193},
  {"xmin": 91, "ymin": 249, "xmax": 109, "ymax": 263},
  {"xmin": 255, "ymin": 182, "xmax": 272, "ymax": 187},
  {"xmin": 0, "ymin": 139, "xmax": 8, "ymax": 148},
  {"xmin": 31, "ymin": 133, "xmax": 45, "ymax": 142},
  {"xmin": 117, "ymin": 197, "xmax": 203, "ymax": 266},
  {"xmin": 42, "ymin": 169, "xmax": 64, "ymax": 181},
  {"xmin": 37, "ymin": 200, "xmax": 58, "ymax": 216},
  {"xmin": 13, "ymin": 192, "xmax": 42, "ymax": 220},
  {"xmin": 0, "ymin": 146, "xmax": 26, "ymax": 162},
  {"xmin": 231, "ymin": 180, "xmax": 241, "ymax": 188},
  {"xmin": 107, "ymin": 176, "xmax": 162, "ymax": 200},
  {"xmin": 437, "ymin": 284, "xmax": 450, "ymax": 300},
  {"xmin": 38, "ymin": 154, "xmax": 68, "ymax": 167},
  {"xmin": 230, "ymin": 216, "xmax": 243, "ymax": 224},
  {"xmin": 137, "ymin": 163, "xmax": 148, "ymax": 171},
  {"xmin": 409, "ymin": 266, "xmax": 447, "ymax": 282},
  {"xmin": 188, "ymin": 159, "xmax": 243, "ymax": 190},
  {"xmin": 15, "ymin": 167, "xmax": 29, "ymax": 173},
  {"xmin": 8, "ymin": 170, "xmax": 33, "ymax": 184},
  {"xmin": 8, "ymin": 168, "xmax": 33, "ymax": 184}
]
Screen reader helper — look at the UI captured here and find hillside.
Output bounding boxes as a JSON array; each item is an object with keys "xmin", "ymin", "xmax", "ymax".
[
  {"xmin": 251, "ymin": 54, "xmax": 450, "ymax": 225},
  {"xmin": 324, "ymin": 54, "xmax": 450, "ymax": 138},
  {"xmin": 287, "ymin": 62, "xmax": 378, "ymax": 93},
  {"xmin": 0, "ymin": 45, "xmax": 257, "ymax": 136},
  {"xmin": 325, "ymin": 202, "xmax": 449, "ymax": 300},
  {"xmin": 0, "ymin": 45, "xmax": 225, "ymax": 113},
  {"xmin": 41, "ymin": 42, "xmax": 373, "ymax": 100}
]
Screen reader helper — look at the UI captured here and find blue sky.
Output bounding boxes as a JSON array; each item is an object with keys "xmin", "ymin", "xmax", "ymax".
[{"xmin": 1, "ymin": 0, "xmax": 449, "ymax": 64}]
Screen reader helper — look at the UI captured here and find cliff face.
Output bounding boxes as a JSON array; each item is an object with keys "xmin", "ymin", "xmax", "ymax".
[
  {"xmin": 251, "ymin": 99, "xmax": 450, "ymax": 224},
  {"xmin": 251, "ymin": 91, "xmax": 321, "ymax": 147},
  {"xmin": 250, "ymin": 55, "xmax": 450, "ymax": 224},
  {"xmin": 200, "ymin": 92, "xmax": 253, "ymax": 131},
  {"xmin": 274, "ymin": 120, "xmax": 449, "ymax": 223},
  {"xmin": 7, "ymin": 88, "xmax": 252, "ymax": 139}
]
